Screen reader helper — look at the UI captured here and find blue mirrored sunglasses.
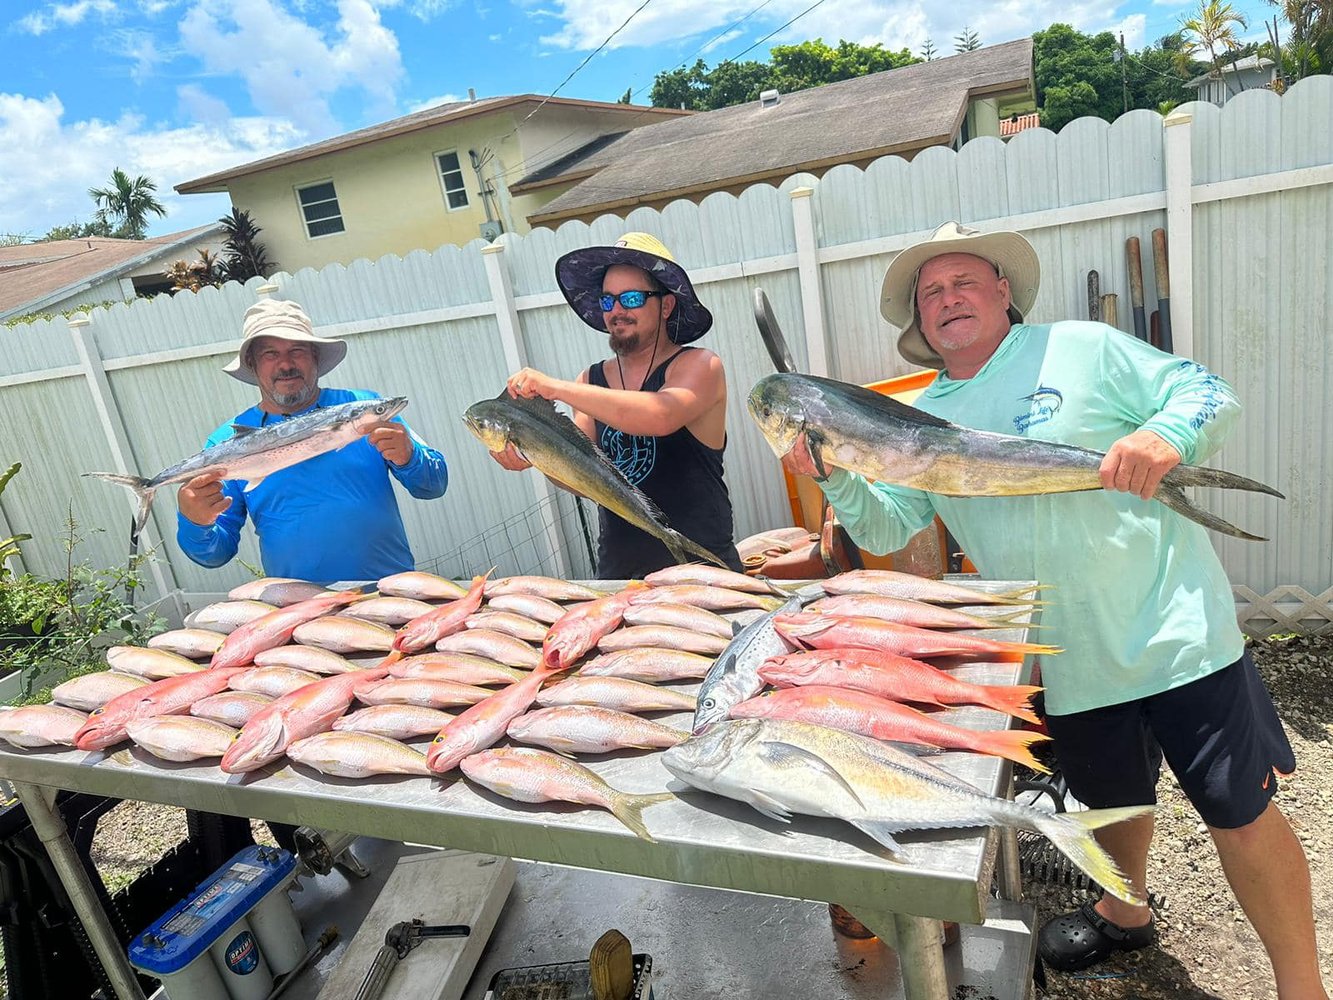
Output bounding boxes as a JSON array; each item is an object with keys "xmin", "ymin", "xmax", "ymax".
[{"xmin": 599, "ymin": 289, "xmax": 663, "ymax": 312}]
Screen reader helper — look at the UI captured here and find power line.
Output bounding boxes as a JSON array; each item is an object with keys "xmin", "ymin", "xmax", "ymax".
[
  {"xmin": 717, "ymin": 0, "xmax": 831, "ymax": 66},
  {"xmin": 629, "ymin": 0, "xmax": 781, "ymax": 100},
  {"xmin": 518, "ymin": 0, "xmax": 657, "ymax": 128}
]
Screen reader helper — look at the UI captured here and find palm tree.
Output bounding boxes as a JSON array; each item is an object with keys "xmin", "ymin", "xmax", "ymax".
[
  {"xmin": 87, "ymin": 168, "xmax": 167, "ymax": 240},
  {"xmin": 1182, "ymin": 0, "xmax": 1251, "ymax": 95}
]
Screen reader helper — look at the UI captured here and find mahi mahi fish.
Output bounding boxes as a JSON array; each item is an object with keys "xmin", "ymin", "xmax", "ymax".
[
  {"xmin": 463, "ymin": 393, "xmax": 726, "ymax": 567},
  {"xmin": 662, "ymin": 718, "xmax": 1150, "ymax": 903},
  {"xmin": 748, "ymin": 372, "xmax": 1283, "ymax": 541},
  {"xmin": 86, "ymin": 397, "xmax": 408, "ymax": 542}
]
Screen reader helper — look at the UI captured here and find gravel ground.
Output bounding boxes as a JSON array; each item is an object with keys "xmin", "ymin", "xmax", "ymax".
[
  {"xmin": 57, "ymin": 633, "xmax": 1333, "ymax": 999},
  {"xmin": 1032, "ymin": 633, "xmax": 1333, "ymax": 999}
]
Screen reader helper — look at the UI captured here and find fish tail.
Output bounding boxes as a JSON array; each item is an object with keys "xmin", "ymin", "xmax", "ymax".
[
  {"xmin": 84, "ymin": 472, "xmax": 156, "ymax": 543},
  {"xmin": 608, "ymin": 791, "xmax": 674, "ymax": 842},
  {"xmin": 970, "ymin": 728, "xmax": 1053, "ymax": 773},
  {"xmin": 1152, "ymin": 483, "xmax": 1269, "ymax": 541},
  {"xmin": 994, "ymin": 585, "xmax": 1048, "ymax": 604},
  {"xmin": 665, "ymin": 529, "xmax": 728, "ymax": 569},
  {"xmin": 1031, "ymin": 805, "xmax": 1154, "ymax": 904},
  {"xmin": 378, "ymin": 649, "xmax": 405, "ymax": 671},
  {"xmin": 972, "ymin": 684, "xmax": 1044, "ymax": 726},
  {"xmin": 994, "ymin": 640, "xmax": 1063, "ymax": 656},
  {"xmin": 1165, "ymin": 463, "xmax": 1285, "ymax": 500}
]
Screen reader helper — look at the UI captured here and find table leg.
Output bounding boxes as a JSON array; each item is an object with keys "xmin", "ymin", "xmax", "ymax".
[
  {"xmin": 11, "ymin": 781, "xmax": 148, "ymax": 1000},
  {"xmin": 852, "ymin": 906, "xmax": 949, "ymax": 1000},
  {"xmin": 997, "ymin": 826, "xmax": 1023, "ymax": 901}
]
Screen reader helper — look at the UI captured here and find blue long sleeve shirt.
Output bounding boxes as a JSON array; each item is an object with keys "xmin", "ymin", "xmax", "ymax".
[
  {"xmin": 816, "ymin": 322, "xmax": 1247, "ymax": 716},
  {"xmin": 176, "ymin": 388, "xmax": 448, "ymax": 583}
]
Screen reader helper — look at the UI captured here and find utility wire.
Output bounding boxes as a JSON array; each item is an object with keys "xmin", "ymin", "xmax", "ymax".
[
  {"xmin": 717, "ymin": 0, "xmax": 831, "ymax": 66},
  {"xmin": 518, "ymin": 0, "xmax": 657, "ymax": 128},
  {"xmin": 628, "ymin": 0, "xmax": 780, "ymax": 101}
]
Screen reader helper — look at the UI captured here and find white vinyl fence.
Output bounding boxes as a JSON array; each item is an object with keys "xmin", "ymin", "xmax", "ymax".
[{"xmin": 1, "ymin": 78, "xmax": 1330, "ymax": 635}]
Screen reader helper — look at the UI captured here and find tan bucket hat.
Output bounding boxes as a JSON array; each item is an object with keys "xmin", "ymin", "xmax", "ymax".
[
  {"xmin": 555, "ymin": 232, "xmax": 713, "ymax": 345},
  {"xmin": 223, "ymin": 299, "xmax": 347, "ymax": 385},
  {"xmin": 880, "ymin": 222, "xmax": 1041, "ymax": 369}
]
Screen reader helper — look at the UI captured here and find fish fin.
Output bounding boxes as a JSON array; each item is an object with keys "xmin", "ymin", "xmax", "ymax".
[
  {"xmin": 241, "ymin": 476, "xmax": 265, "ymax": 492},
  {"xmin": 664, "ymin": 529, "xmax": 728, "ymax": 569},
  {"xmin": 1165, "ymin": 462, "xmax": 1285, "ymax": 500},
  {"xmin": 1152, "ymin": 483, "xmax": 1268, "ymax": 541},
  {"xmin": 747, "ymin": 792, "xmax": 795, "ymax": 824},
  {"xmin": 972, "ymin": 684, "xmax": 1045, "ymax": 726},
  {"xmin": 229, "ymin": 424, "xmax": 259, "ymax": 438},
  {"xmin": 848, "ymin": 820, "xmax": 908, "ymax": 858},
  {"xmin": 608, "ymin": 791, "xmax": 674, "ymax": 841},
  {"xmin": 83, "ymin": 472, "xmax": 157, "ymax": 546},
  {"xmin": 806, "ymin": 428, "xmax": 832, "ymax": 480},
  {"xmin": 756, "ymin": 575, "xmax": 790, "ymax": 597},
  {"xmin": 970, "ymin": 729, "xmax": 1054, "ymax": 773},
  {"xmin": 806, "ymin": 375, "xmax": 957, "ymax": 429},
  {"xmin": 1032, "ymin": 805, "xmax": 1154, "ymax": 904},
  {"xmin": 756, "ymin": 740, "xmax": 866, "ymax": 810}
]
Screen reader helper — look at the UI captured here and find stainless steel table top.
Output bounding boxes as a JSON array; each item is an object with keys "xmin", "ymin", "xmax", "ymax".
[{"xmin": 0, "ymin": 578, "xmax": 1039, "ymax": 925}]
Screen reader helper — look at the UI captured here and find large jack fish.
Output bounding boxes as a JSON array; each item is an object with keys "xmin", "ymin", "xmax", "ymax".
[{"xmin": 748, "ymin": 373, "xmax": 1282, "ymax": 541}]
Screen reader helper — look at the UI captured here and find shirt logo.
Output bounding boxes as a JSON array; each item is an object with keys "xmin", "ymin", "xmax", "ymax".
[
  {"xmin": 599, "ymin": 426, "xmax": 656, "ymax": 485},
  {"xmin": 1014, "ymin": 385, "xmax": 1063, "ymax": 433}
]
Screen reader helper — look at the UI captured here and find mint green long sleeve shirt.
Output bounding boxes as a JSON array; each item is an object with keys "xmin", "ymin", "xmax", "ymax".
[{"xmin": 817, "ymin": 321, "xmax": 1246, "ymax": 716}]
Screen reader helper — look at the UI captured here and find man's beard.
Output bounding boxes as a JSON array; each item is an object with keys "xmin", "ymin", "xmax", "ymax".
[
  {"xmin": 269, "ymin": 372, "xmax": 318, "ymax": 408},
  {"xmin": 608, "ymin": 325, "xmax": 644, "ymax": 356}
]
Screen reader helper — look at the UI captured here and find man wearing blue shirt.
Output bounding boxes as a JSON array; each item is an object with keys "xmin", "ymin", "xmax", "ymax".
[
  {"xmin": 782, "ymin": 223, "xmax": 1324, "ymax": 998},
  {"xmin": 175, "ymin": 298, "xmax": 447, "ymax": 583}
]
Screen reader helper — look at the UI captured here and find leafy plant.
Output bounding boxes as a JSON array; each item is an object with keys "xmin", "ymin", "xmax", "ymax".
[
  {"xmin": 0, "ymin": 463, "xmax": 29, "ymax": 578},
  {"xmin": 218, "ymin": 208, "xmax": 276, "ymax": 283},
  {"xmin": 0, "ymin": 508, "xmax": 163, "ymax": 701}
]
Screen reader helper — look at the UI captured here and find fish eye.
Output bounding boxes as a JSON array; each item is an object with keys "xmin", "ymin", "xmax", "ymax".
[
  {"xmin": 90, "ymin": 708, "xmax": 103, "ymax": 717},
  {"xmin": 701, "ymin": 697, "xmax": 715, "ymax": 710}
]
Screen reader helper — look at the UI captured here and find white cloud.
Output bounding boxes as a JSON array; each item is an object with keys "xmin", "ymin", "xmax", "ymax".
[
  {"xmin": 404, "ymin": 0, "xmax": 452, "ymax": 17},
  {"xmin": 0, "ymin": 91, "xmax": 303, "ymax": 239},
  {"xmin": 178, "ymin": 0, "xmax": 404, "ymax": 135},
  {"xmin": 1114, "ymin": 13, "xmax": 1147, "ymax": 50},
  {"xmin": 115, "ymin": 29, "xmax": 168, "ymax": 83},
  {"xmin": 408, "ymin": 93, "xmax": 464, "ymax": 112},
  {"xmin": 16, "ymin": 0, "xmax": 118, "ymax": 35},
  {"xmin": 700, "ymin": 28, "xmax": 741, "ymax": 55}
]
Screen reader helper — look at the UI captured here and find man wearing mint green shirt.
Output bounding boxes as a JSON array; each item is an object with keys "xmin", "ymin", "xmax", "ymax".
[
  {"xmin": 783, "ymin": 223, "xmax": 1323, "ymax": 997},
  {"xmin": 175, "ymin": 299, "xmax": 447, "ymax": 583}
]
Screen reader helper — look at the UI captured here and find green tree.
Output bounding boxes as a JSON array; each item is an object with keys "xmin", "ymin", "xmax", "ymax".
[
  {"xmin": 955, "ymin": 26, "xmax": 981, "ymax": 52},
  {"xmin": 618, "ymin": 87, "xmax": 632, "ymax": 104},
  {"xmin": 649, "ymin": 39, "xmax": 919, "ymax": 111},
  {"xmin": 1182, "ymin": 0, "xmax": 1250, "ymax": 93},
  {"xmin": 921, "ymin": 38, "xmax": 938, "ymax": 61},
  {"xmin": 217, "ymin": 208, "xmax": 276, "ymax": 283},
  {"xmin": 43, "ymin": 217, "xmax": 114, "ymax": 241},
  {"xmin": 87, "ymin": 168, "xmax": 167, "ymax": 240},
  {"xmin": 1267, "ymin": 0, "xmax": 1332, "ymax": 79}
]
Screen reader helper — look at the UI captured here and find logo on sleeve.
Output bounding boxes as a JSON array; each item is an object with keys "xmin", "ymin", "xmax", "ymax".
[{"xmin": 1014, "ymin": 386, "xmax": 1063, "ymax": 433}]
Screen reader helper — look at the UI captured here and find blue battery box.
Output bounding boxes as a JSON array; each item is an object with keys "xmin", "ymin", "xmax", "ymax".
[{"xmin": 129, "ymin": 845, "xmax": 296, "ymax": 980}]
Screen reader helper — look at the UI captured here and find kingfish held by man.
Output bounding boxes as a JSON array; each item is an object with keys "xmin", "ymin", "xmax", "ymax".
[
  {"xmin": 749, "ymin": 372, "xmax": 1283, "ymax": 540},
  {"xmin": 463, "ymin": 393, "xmax": 726, "ymax": 567},
  {"xmin": 86, "ymin": 397, "xmax": 408, "ymax": 543},
  {"xmin": 661, "ymin": 718, "xmax": 1149, "ymax": 903}
]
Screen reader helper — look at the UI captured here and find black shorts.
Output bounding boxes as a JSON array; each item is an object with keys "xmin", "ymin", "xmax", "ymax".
[{"xmin": 1043, "ymin": 650, "xmax": 1295, "ymax": 829}]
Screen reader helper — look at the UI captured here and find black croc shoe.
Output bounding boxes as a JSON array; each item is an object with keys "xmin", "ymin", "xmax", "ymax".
[{"xmin": 1038, "ymin": 900, "xmax": 1156, "ymax": 972}]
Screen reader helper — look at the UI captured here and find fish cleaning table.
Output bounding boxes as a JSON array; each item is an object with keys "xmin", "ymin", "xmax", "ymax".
[{"xmin": 0, "ymin": 579, "xmax": 1042, "ymax": 1000}]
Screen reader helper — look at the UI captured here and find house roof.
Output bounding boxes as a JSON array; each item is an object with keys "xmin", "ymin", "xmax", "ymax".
[
  {"xmin": 517, "ymin": 38, "xmax": 1034, "ymax": 225},
  {"xmin": 1000, "ymin": 112, "xmax": 1041, "ymax": 137},
  {"xmin": 175, "ymin": 96, "xmax": 689, "ymax": 194},
  {"xmin": 1184, "ymin": 55, "xmax": 1276, "ymax": 87},
  {"xmin": 0, "ymin": 225, "xmax": 224, "ymax": 320}
]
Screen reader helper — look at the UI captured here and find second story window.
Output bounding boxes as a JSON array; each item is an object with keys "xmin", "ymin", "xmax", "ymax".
[
  {"xmin": 297, "ymin": 181, "xmax": 345, "ymax": 238},
  {"xmin": 436, "ymin": 152, "xmax": 469, "ymax": 210}
]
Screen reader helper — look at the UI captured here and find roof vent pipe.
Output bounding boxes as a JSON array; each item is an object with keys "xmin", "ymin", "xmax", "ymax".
[
  {"xmin": 759, "ymin": 89, "xmax": 780, "ymax": 109},
  {"xmin": 468, "ymin": 87, "xmax": 477, "ymax": 102}
]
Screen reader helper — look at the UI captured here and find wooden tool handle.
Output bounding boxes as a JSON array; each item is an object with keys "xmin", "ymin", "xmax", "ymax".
[
  {"xmin": 1126, "ymin": 237, "xmax": 1145, "ymax": 308},
  {"xmin": 1152, "ymin": 229, "xmax": 1169, "ymax": 297},
  {"xmin": 1101, "ymin": 293, "xmax": 1118, "ymax": 327}
]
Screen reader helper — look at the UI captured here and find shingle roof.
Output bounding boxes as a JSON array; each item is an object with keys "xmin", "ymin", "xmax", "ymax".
[
  {"xmin": 175, "ymin": 97, "xmax": 688, "ymax": 194},
  {"xmin": 518, "ymin": 38, "xmax": 1034, "ymax": 224},
  {"xmin": 1184, "ymin": 55, "xmax": 1276, "ymax": 87},
  {"xmin": 0, "ymin": 225, "xmax": 224, "ymax": 319}
]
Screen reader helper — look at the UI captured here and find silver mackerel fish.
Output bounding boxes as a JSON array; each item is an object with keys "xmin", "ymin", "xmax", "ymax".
[
  {"xmin": 691, "ymin": 594, "xmax": 802, "ymax": 734},
  {"xmin": 87, "ymin": 396, "xmax": 408, "ymax": 541}
]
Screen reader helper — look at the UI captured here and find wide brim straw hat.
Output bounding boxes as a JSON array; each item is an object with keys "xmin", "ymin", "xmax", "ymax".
[
  {"xmin": 223, "ymin": 299, "xmax": 347, "ymax": 385},
  {"xmin": 554, "ymin": 232, "xmax": 713, "ymax": 345},
  {"xmin": 880, "ymin": 221, "xmax": 1041, "ymax": 369}
]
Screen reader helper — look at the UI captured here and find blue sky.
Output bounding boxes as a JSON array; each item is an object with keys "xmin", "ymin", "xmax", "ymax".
[{"xmin": 1, "ymin": 0, "xmax": 1280, "ymax": 241}]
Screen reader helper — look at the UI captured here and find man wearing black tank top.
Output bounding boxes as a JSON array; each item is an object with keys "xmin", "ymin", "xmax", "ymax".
[{"xmin": 490, "ymin": 232, "xmax": 742, "ymax": 580}]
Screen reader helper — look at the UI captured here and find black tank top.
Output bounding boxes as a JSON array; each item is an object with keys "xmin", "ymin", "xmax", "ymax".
[{"xmin": 588, "ymin": 349, "xmax": 743, "ymax": 579}]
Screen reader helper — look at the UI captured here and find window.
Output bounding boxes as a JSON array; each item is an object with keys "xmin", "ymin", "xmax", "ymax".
[
  {"xmin": 297, "ymin": 181, "xmax": 345, "ymax": 238},
  {"xmin": 436, "ymin": 152, "xmax": 469, "ymax": 210}
]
